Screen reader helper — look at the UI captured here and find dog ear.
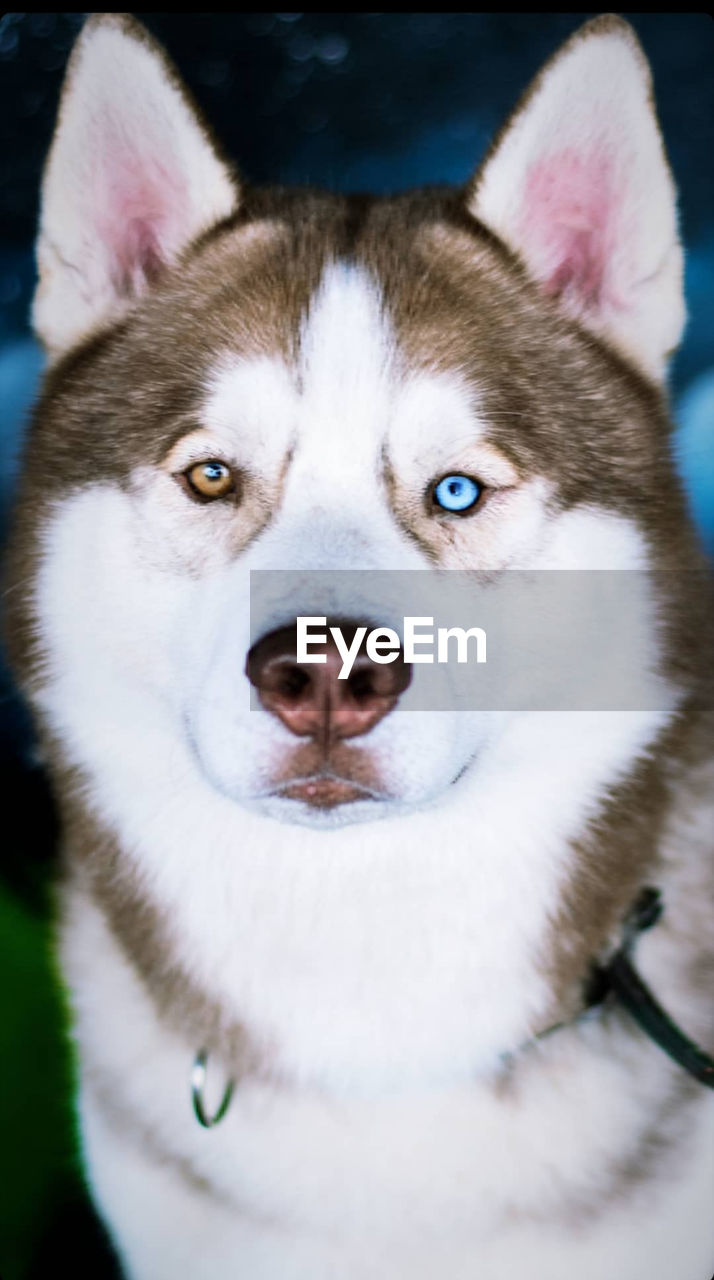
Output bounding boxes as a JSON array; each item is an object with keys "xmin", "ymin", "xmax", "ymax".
[
  {"xmin": 467, "ymin": 16, "xmax": 684, "ymax": 384},
  {"xmin": 33, "ymin": 14, "xmax": 238, "ymax": 360}
]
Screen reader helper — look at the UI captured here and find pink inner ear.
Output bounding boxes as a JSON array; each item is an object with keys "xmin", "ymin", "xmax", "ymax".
[
  {"xmin": 114, "ymin": 216, "xmax": 164, "ymax": 296},
  {"xmin": 522, "ymin": 149, "xmax": 624, "ymax": 312},
  {"xmin": 95, "ymin": 139, "xmax": 190, "ymax": 299}
]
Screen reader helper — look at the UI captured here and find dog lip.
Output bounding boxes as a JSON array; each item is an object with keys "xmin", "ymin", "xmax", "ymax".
[{"xmin": 272, "ymin": 774, "xmax": 382, "ymax": 809}]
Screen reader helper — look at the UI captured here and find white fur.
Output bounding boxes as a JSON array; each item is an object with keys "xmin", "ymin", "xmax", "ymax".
[
  {"xmin": 470, "ymin": 21, "xmax": 684, "ymax": 382},
  {"xmin": 66, "ymin": 893, "xmax": 714, "ymax": 1280}
]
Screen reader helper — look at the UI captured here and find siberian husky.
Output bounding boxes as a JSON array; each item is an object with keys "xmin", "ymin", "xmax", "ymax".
[{"xmin": 5, "ymin": 13, "xmax": 714, "ymax": 1279}]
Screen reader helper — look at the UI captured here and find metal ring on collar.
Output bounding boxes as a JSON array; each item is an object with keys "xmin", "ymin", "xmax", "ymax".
[{"xmin": 191, "ymin": 1049, "xmax": 235, "ymax": 1128}]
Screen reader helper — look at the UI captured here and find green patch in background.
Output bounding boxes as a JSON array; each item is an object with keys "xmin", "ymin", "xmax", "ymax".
[
  {"xmin": 0, "ymin": 876, "xmax": 77, "ymax": 1278},
  {"xmin": 0, "ymin": 872, "xmax": 119, "ymax": 1279}
]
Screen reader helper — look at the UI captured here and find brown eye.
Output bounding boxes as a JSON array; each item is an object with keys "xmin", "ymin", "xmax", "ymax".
[{"xmin": 183, "ymin": 459, "xmax": 236, "ymax": 502}]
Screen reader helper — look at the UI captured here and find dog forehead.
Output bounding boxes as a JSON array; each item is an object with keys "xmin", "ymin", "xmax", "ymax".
[{"xmin": 200, "ymin": 260, "xmax": 483, "ymax": 471}]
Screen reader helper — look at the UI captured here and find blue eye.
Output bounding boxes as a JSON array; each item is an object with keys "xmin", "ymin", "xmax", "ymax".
[{"xmin": 433, "ymin": 474, "xmax": 483, "ymax": 513}]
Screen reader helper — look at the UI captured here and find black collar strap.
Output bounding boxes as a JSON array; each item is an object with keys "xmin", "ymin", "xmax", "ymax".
[{"xmin": 585, "ymin": 888, "xmax": 714, "ymax": 1089}]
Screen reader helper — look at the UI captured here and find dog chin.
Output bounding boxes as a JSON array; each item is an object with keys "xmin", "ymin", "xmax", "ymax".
[
  {"xmin": 198, "ymin": 760, "xmax": 416, "ymax": 828},
  {"xmin": 247, "ymin": 791, "xmax": 403, "ymax": 829}
]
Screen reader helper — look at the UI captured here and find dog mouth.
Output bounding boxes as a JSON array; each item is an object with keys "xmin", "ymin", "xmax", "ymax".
[
  {"xmin": 271, "ymin": 773, "xmax": 383, "ymax": 809},
  {"xmin": 266, "ymin": 740, "xmax": 388, "ymax": 810}
]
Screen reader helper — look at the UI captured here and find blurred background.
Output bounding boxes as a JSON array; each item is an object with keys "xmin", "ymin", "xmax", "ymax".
[{"xmin": 1, "ymin": 12, "xmax": 712, "ymax": 1278}]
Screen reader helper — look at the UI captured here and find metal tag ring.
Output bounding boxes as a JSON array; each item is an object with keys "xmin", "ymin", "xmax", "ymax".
[{"xmin": 191, "ymin": 1049, "xmax": 235, "ymax": 1128}]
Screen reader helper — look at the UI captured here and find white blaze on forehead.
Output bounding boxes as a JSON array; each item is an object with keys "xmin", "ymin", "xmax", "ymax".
[
  {"xmin": 291, "ymin": 262, "xmax": 395, "ymax": 481},
  {"xmin": 253, "ymin": 263, "xmax": 428, "ymax": 579}
]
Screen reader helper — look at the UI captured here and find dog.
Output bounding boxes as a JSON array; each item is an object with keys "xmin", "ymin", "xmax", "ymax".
[{"xmin": 6, "ymin": 13, "xmax": 714, "ymax": 1278}]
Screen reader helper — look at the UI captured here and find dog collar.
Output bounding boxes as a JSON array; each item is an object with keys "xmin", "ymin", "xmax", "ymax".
[
  {"xmin": 576, "ymin": 887, "xmax": 714, "ymax": 1089},
  {"xmin": 190, "ymin": 886, "xmax": 714, "ymax": 1129}
]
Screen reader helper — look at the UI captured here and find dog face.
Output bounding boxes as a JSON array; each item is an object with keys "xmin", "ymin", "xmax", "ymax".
[{"xmin": 8, "ymin": 15, "xmax": 691, "ymax": 837}]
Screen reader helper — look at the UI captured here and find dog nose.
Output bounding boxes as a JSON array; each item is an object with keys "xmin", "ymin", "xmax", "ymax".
[{"xmin": 246, "ymin": 621, "xmax": 411, "ymax": 741}]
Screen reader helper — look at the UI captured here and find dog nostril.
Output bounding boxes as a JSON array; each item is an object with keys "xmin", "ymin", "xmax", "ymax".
[
  {"xmin": 346, "ymin": 653, "xmax": 411, "ymax": 703},
  {"xmin": 348, "ymin": 669, "xmax": 374, "ymax": 702},
  {"xmin": 275, "ymin": 665, "xmax": 311, "ymax": 701}
]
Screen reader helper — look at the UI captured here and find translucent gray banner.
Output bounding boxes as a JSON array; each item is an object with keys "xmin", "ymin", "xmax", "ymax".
[{"xmin": 248, "ymin": 570, "xmax": 710, "ymax": 711}]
